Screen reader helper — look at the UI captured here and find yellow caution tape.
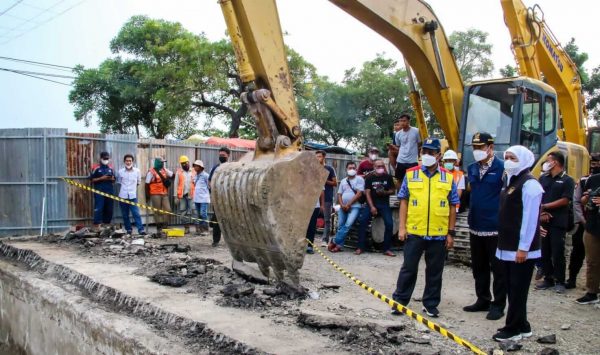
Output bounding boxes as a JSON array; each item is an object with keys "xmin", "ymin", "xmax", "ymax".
[
  {"xmin": 61, "ymin": 177, "xmax": 216, "ymax": 225},
  {"xmin": 306, "ymin": 240, "xmax": 486, "ymax": 355}
]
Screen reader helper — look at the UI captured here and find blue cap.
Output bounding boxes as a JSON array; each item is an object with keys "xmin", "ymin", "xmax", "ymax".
[{"xmin": 422, "ymin": 137, "xmax": 441, "ymax": 151}]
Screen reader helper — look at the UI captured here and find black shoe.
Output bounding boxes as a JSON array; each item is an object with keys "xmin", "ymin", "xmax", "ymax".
[
  {"xmin": 486, "ymin": 308, "xmax": 505, "ymax": 320},
  {"xmin": 211, "ymin": 242, "xmax": 219, "ymax": 247},
  {"xmin": 576, "ymin": 293, "xmax": 599, "ymax": 305},
  {"xmin": 422, "ymin": 306, "xmax": 439, "ymax": 318},
  {"xmin": 493, "ymin": 329, "xmax": 522, "ymax": 342},
  {"xmin": 391, "ymin": 309, "xmax": 403, "ymax": 316},
  {"xmin": 306, "ymin": 247, "xmax": 314, "ymax": 254},
  {"xmin": 535, "ymin": 279, "xmax": 555, "ymax": 290},
  {"xmin": 463, "ymin": 301, "xmax": 490, "ymax": 312},
  {"xmin": 565, "ymin": 279, "xmax": 577, "ymax": 289},
  {"xmin": 139, "ymin": 231, "xmax": 147, "ymax": 236}
]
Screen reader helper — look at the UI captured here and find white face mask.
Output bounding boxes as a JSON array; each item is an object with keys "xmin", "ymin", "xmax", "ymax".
[
  {"xmin": 125, "ymin": 162, "xmax": 133, "ymax": 169},
  {"xmin": 347, "ymin": 169, "xmax": 357, "ymax": 177},
  {"xmin": 473, "ymin": 149, "xmax": 488, "ymax": 162},
  {"xmin": 421, "ymin": 154, "xmax": 437, "ymax": 167},
  {"xmin": 369, "ymin": 154, "xmax": 378, "ymax": 161},
  {"xmin": 375, "ymin": 168, "xmax": 385, "ymax": 174},
  {"xmin": 504, "ymin": 160, "xmax": 521, "ymax": 175},
  {"xmin": 542, "ymin": 161, "xmax": 554, "ymax": 172},
  {"xmin": 101, "ymin": 159, "xmax": 109, "ymax": 165}
]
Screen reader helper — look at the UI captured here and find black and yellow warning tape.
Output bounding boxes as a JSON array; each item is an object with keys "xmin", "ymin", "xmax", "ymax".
[
  {"xmin": 63, "ymin": 177, "xmax": 484, "ymax": 353},
  {"xmin": 306, "ymin": 240, "xmax": 486, "ymax": 355},
  {"xmin": 61, "ymin": 177, "xmax": 217, "ymax": 225}
]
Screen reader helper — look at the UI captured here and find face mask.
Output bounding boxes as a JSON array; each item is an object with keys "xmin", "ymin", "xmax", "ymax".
[
  {"xmin": 182, "ymin": 164, "xmax": 190, "ymax": 171},
  {"xmin": 421, "ymin": 154, "xmax": 437, "ymax": 167},
  {"xmin": 504, "ymin": 160, "xmax": 521, "ymax": 175},
  {"xmin": 369, "ymin": 154, "xmax": 378, "ymax": 161},
  {"xmin": 443, "ymin": 162, "xmax": 455, "ymax": 171},
  {"xmin": 542, "ymin": 162, "xmax": 554, "ymax": 172},
  {"xmin": 125, "ymin": 162, "xmax": 133, "ymax": 169},
  {"xmin": 375, "ymin": 168, "xmax": 385, "ymax": 174},
  {"xmin": 473, "ymin": 149, "xmax": 488, "ymax": 162},
  {"xmin": 219, "ymin": 156, "xmax": 228, "ymax": 163},
  {"xmin": 347, "ymin": 169, "xmax": 357, "ymax": 177},
  {"xmin": 101, "ymin": 159, "xmax": 109, "ymax": 165},
  {"xmin": 591, "ymin": 167, "xmax": 600, "ymax": 175}
]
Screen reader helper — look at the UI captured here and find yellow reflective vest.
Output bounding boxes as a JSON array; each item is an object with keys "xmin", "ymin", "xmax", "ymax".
[{"xmin": 405, "ymin": 166, "xmax": 453, "ymax": 237}]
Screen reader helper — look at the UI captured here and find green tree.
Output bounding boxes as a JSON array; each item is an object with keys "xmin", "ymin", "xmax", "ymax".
[
  {"xmin": 449, "ymin": 29, "xmax": 494, "ymax": 82},
  {"xmin": 499, "ymin": 64, "xmax": 517, "ymax": 78},
  {"xmin": 564, "ymin": 38, "xmax": 589, "ymax": 84},
  {"xmin": 586, "ymin": 66, "xmax": 600, "ymax": 121}
]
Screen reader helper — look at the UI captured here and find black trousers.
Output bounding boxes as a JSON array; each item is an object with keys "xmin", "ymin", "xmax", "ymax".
[
  {"xmin": 211, "ymin": 214, "xmax": 221, "ymax": 244},
  {"xmin": 469, "ymin": 234, "xmax": 506, "ymax": 310},
  {"xmin": 392, "ymin": 237, "xmax": 446, "ymax": 309},
  {"xmin": 501, "ymin": 258, "xmax": 535, "ymax": 333},
  {"xmin": 568, "ymin": 223, "xmax": 586, "ymax": 282},
  {"xmin": 394, "ymin": 162, "xmax": 418, "ymax": 182},
  {"xmin": 305, "ymin": 208, "xmax": 320, "ymax": 244},
  {"xmin": 542, "ymin": 226, "xmax": 566, "ymax": 284}
]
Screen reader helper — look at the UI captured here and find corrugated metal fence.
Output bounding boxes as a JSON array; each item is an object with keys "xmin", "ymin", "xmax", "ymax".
[{"xmin": 0, "ymin": 128, "xmax": 355, "ymax": 236}]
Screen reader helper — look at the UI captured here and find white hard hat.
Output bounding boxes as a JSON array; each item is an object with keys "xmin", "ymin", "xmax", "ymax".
[
  {"xmin": 193, "ymin": 160, "xmax": 204, "ymax": 168},
  {"xmin": 443, "ymin": 150, "xmax": 458, "ymax": 161}
]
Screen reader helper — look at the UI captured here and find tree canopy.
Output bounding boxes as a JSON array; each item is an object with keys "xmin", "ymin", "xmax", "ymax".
[{"xmin": 449, "ymin": 29, "xmax": 494, "ymax": 82}]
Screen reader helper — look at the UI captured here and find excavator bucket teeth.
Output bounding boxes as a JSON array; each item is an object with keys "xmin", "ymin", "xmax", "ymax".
[{"xmin": 211, "ymin": 151, "xmax": 328, "ymax": 284}]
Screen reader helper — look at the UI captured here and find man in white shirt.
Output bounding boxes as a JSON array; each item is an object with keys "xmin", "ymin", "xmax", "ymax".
[
  {"xmin": 192, "ymin": 160, "xmax": 210, "ymax": 235},
  {"xmin": 117, "ymin": 154, "xmax": 145, "ymax": 235}
]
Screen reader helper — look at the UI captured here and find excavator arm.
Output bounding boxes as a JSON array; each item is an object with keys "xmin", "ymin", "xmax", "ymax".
[
  {"xmin": 502, "ymin": 0, "xmax": 588, "ymax": 146},
  {"xmin": 330, "ymin": 0, "xmax": 464, "ymax": 150}
]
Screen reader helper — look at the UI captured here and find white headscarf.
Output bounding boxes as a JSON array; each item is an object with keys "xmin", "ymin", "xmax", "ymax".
[{"xmin": 504, "ymin": 145, "xmax": 535, "ymax": 181}]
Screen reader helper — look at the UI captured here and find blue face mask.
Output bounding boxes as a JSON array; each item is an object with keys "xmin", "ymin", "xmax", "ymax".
[{"xmin": 443, "ymin": 162, "xmax": 455, "ymax": 171}]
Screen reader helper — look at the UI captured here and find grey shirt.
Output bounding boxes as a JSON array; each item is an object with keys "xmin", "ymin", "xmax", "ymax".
[
  {"xmin": 395, "ymin": 127, "xmax": 421, "ymax": 164},
  {"xmin": 337, "ymin": 176, "xmax": 365, "ymax": 207}
]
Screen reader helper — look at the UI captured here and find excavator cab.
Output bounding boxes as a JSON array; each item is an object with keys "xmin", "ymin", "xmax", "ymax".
[
  {"xmin": 588, "ymin": 127, "xmax": 600, "ymax": 160},
  {"xmin": 459, "ymin": 77, "xmax": 558, "ymax": 169}
]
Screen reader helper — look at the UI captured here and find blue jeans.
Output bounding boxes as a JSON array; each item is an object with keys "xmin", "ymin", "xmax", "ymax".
[
  {"xmin": 392, "ymin": 236, "xmax": 446, "ymax": 309},
  {"xmin": 357, "ymin": 203, "xmax": 393, "ymax": 252},
  {"xmin": 119, "ymin": 198, "xmax": 143, "ymax": 233},
  {"xmin": 93, "ymin": 193, "xmax": 114, "ymax": 225},
  {"xmin": 195, "ymin": 202, "xmax": 209, "ymax": 228},
  {"xmin": 334, "ymin": 206, "xmax": 361, "ymax": 246}
]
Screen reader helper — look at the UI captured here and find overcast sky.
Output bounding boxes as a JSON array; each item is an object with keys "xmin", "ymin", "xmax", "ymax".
[{"xmin": 1, "ymin": 0, "xmax": 598, "ymax": 134}]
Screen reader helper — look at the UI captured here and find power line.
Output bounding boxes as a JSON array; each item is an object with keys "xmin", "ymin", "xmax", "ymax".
[
  {"xmin": 0, "ymin": 0, "xmax": 86, "ymax": 45},
  {"xmin": 0, "ymin": 67, "xmax": 72, "ymax": 86},
  {"xmin": 0, "ymin": 55, "xmax": 75, "ymax": 71},
  {"xmin": 0, "ymin": 0, "xmax": 23, "ymax": 17},
  {"xmin": 0, "ymin": 66, "xmax": 76, "ymax": 78}
]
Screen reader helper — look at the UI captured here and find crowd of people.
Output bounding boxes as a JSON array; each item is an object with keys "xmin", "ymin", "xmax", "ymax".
[
  {"xmin": 313, "ymin": 116, "xmax": 600, "ymax": 342},
  {"xmin": 89, "ymin": 146, "xmax": 232, "ymax": 247},
  {"xmin": 88, "ymin": 114, "xmax": 600, "ymax": 343}
]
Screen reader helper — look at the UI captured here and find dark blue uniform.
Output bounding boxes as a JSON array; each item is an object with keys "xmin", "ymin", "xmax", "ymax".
[{"xmin": 90, "ymin": 163, "xmax": 115, "ymax": 224}]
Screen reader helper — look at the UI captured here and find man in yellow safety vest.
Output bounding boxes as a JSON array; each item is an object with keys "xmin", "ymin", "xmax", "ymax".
[{"xmin": 392, "ymin": 137, "xmax": 459, "ymax": 318}]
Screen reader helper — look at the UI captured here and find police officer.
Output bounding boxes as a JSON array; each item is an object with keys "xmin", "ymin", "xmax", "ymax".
[
  {"xmin": 89, "ymin": 151, "xmax": 115, "ymax": 230},
  {"xmin": 392, "ymin": 137, "xmax": 459, "ymax": 318},
  {"xmin": 464, "ymin": 132, "xmax": 506, "ymax": 321}
]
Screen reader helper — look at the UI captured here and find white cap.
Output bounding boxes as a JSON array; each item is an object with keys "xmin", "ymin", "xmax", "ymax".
[
  {"xmin": 443, "ymin": 150, "xmax": 458, "ymax": 161},
  {"xmin": 193, "ymin": 160, "xmax": 204, "ymax": 168}
]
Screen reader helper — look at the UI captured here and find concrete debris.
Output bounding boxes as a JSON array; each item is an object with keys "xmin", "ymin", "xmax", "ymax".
[
  {"xmin": 307, "ymin": 290, "xmax": 320, "ymax": 300},
  {"xmin": 318, "ymin": 284, "xmax": 341, "ymax": 290},
  {"xmin": 537, "ymin": 334, "xmax": 557, "ymax": 344},
  {"xmin": 221, "ymin": 283, "xmax": 255, "ymax": 298},
  {"xmin": 405, "ymin": 336, "xmax": 431, "ymax": 345},
  {"xmin": 232, "ymin": 260, "xmax": 270, "ymax": 285},
  {"xmin": 131, "ymin": 238, "xmax": 145, "ymax": 246},
  {"xmin": 162, "ymin": 244, "xmax": 191, "ymax": 253},
  {"xmin": 150, "ymin": 273, "xmax": 188, "ymax": 287},
  {"xmin": 560, "ymin": 324, "xmax": 571, "ymax": 330},
  {"xmin": 499, "ymin": 340, "xmax": 523, "ymax": 352},
  {"xmin": 538, "ymin": 348, "xmax": 560, "ymax": 355}
]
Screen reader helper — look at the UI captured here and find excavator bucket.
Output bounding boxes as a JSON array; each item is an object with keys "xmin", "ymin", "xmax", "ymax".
[{"xmin": 211, "ymin": 150, "xmax": 328, "ymax": 285}]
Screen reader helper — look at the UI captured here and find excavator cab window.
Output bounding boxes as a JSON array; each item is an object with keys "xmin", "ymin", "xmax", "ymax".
[
  {"xmin": 589, "ymin": 129, "xmax": 600, "ymax": 157},
  {"xmin": 520, "ymin": 89, "xmax": 542, "ymax": 155}
]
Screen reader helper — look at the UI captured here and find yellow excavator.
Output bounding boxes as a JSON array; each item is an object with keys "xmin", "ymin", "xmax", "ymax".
[{"xmin": 213, "ymin": 0, "xmax": 591, "ymax": 282}]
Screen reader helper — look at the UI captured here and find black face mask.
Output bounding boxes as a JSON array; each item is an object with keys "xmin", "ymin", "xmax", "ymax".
[
  {"xmin": 219, "ymin": 156, "xmax": 228, "ymax": 163},
  {"xmin": 591, "ymin": 167, "xmax": 600, "ymax": 175},
  {"xmin": 182, "ymin": 163, "xmax": 190, "ymax": 171}
]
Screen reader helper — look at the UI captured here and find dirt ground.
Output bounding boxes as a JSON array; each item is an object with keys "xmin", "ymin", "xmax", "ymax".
[{"xmin": 4, "ymin": 230, "xmax": 600, "ymax": 355}]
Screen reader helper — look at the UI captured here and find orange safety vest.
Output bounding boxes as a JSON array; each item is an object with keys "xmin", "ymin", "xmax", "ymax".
[
  {"xmin": 148, "ymin": 169, "xmax": 168, "ymax": 195},
  {"xmin": 451, "ymin": 169, "xmax": 464, "ymax": 210},
  {"xmin": 176, "ymin": 169, "xmax": 196, "ymax": 199}
]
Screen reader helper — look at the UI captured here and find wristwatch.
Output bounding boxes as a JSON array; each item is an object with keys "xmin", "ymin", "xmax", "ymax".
[{"xmin": 448, "ymin": 229, "xmax": 456, "ymax": 237}]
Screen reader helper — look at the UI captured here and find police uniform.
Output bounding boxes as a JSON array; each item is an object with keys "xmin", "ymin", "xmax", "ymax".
[{"xmin": 90, "ymin": 162, "xmax": 115, "ymax": 225}]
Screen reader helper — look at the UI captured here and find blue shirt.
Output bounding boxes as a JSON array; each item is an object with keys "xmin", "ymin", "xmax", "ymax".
[
  {"xmin": 398, "ymin": 165, "xmax": 460, "ymax": 240},
  {"xmin": 90, "ymin": 163, "xmax": 114, "ymax": 193}
]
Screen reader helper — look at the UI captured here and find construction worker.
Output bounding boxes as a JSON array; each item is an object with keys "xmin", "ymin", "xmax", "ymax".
[
  {"xmin": 90, "ymin": 151, "xmax": 115, "ymax": 231},
  {"xmin": 464, "ymin": 132, "xmax": 506, "ymax": 321},
  {"xmin": 208, "ymin": 147, "xmax": 231, "ymax": 247},
  {"xmin": 392, "ymin": 137, "xmax": 459, "ymax": 318},
  {"xmin": 442, "ymin": 149, "xmax": 465, "ymax": 211},
  {"xmin": 145, "ymin": 157, "xmax": 173, "ymax": 232},
  {"xmin": 192, "ymin": 160, "xmax": 210, "ymax": 235},
  {"xmin": 174, "ymin": 155, "xmax": 196, "ymax": 235},
  {"xmin": 493, "ymin": 145, "xmax": 543, "ymax": 342}
]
